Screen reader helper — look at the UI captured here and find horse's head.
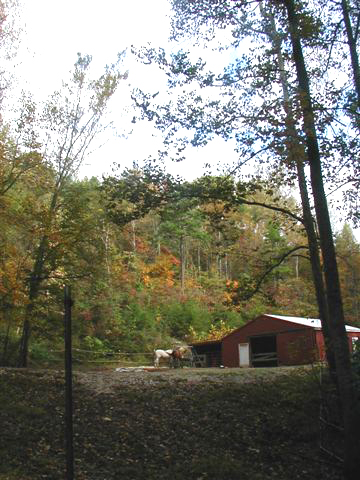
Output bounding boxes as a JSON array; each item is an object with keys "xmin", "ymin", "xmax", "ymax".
[{"xmin": 172, "ymin": 347, "xmax": 186, "ymax": 359}]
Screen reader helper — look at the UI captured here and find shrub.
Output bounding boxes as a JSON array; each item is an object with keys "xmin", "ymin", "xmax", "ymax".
[
  {"xmin": 83, "ymin": 335, "xmax": 108, "ymax": 352},
  {"xmin": 29, "ymin": 341, "xmax": 58, "ymax": 363},
  {"xmin": 162, "ymin": 300, "xmax": 212, "ymax": 338}
]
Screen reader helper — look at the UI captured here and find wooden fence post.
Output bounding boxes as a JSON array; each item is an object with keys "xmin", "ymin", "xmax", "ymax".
[{"xmin": 64, "ymin": 285, "xmax": 74, "ymax": 480}]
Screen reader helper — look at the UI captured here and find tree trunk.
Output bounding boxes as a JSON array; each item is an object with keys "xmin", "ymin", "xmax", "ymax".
[
  {"xmin": 131, "ymin": 220, "xmax": 136, "ymax": 252},
  {"xmin": 224, "ymin": 253, "xmax": 229, "ymax": 279},
  {"xmin": 217, "ymin": 231, "xmax": 222, "ymax": 276},
  {"xmin": 284, "ymin": 1, "xmax": 360, "ymax": 477},
  {"xmin": 102, "ymin": 223, "xmax": 111, "ymax": 277},
  {"xmin": 17, "ymin": 186, "xmax": 61, "ymax": 367},
  {"xmin": 180, "ymin": 235, "xmax": 186, "ymax": 293},
  {"xmin": 262, "ymin": 3, "xmax": 336, "ymax": 374},
  {"xmin": 1, "ymin": 304, "xmax": 12, "ymax": 365},
  {"xmin": 296, "ymin": 161, "xmax": 337, "ymax": 374},
  {"xmin": 17, "ymin": 235, "xmax": 48, "ymax": 367},
  {"xmin": 341, "ymin": 0, "xmax": 360, "ymax": 109},
  {"xmin": 293, "ymin": 255, "xmax": 298, "ymax": 278}
]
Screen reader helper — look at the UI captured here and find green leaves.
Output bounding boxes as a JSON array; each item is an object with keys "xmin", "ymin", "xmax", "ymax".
[{"xmin": 102, "ymin": 166, "xmax": 181, "ymax": 225}]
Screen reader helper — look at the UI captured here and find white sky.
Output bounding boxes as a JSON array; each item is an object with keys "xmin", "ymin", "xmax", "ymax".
[
  {"xmin": 9, "ymin": 0, "xmax": 238, "ymax": 181},
  {"xmin": 17, "ymin": 0, "xmax": 170, "ymax": 89}
]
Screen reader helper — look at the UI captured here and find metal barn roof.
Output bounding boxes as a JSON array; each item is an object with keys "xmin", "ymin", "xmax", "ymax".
[{"xmin": 264, "ymin": 314, "xmax": 360, "ymax": 333}]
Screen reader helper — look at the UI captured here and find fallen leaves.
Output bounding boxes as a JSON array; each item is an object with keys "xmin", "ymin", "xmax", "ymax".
[{"xmin": 0, "ymin": 367, "xmax": 343, "ymax": 480}]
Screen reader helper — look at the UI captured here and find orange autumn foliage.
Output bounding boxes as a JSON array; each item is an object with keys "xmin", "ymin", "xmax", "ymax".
[{"xmin": 142, "ymin": 254, "xmax": 179, "ymax": 288}]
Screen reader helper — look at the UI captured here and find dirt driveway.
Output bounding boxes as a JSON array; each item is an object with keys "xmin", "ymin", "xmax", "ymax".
[{"xmin": 74, "ymin": 365, "xmax": 301, "ymax": 394}]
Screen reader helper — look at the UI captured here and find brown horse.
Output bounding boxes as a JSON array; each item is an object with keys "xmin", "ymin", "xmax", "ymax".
[{"xmin": 170, "ymin": 347, "xmax": 186, "ymax": 368}]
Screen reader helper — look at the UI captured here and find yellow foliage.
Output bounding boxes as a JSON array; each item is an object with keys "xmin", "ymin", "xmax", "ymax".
[
  {"xmin": 188, "ymin": 321, "xmax": 234, "ymax": 343},
  {"xmin": 207, "ymin": 320, "xmax": 234, "ymax": 340},
  {"xmin": 0, "ymin": 258, "xmax": 28, "ymax": 306},
  {"xmin": 141, "ymin": 254, "xmax": 176, "ymax": 288}
]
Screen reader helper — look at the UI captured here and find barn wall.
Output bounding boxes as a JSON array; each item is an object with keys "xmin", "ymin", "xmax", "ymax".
[
  {"xmin": 277, "ymin": 329, "xmax": 317, "ymax": 365},
  {"xmin": 315, "ymin": 331, "xmax": 326, "ymax": 361},
  {"xmin": 221, "ymin": 314, "xmax": 360, "ymax": 368},
  {"xmin": 222, "ymin": 317, "xmax": 282, "ymax": 367},
  {"xmin": 221, "ymin": 315, "xmax": 318, "ymax": 367},
  {"xmin": 312, "ymin": 330, "xmax": 360, "ymax": 363},
  {"xmin": 314, "ymin": 330, "xmax": 359, "ymax": 361}
]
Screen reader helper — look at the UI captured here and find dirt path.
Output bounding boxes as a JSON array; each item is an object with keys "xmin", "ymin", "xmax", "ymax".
[{"xmin": 74, "ymin": 365, "xmax": 299, "ymax": 394}]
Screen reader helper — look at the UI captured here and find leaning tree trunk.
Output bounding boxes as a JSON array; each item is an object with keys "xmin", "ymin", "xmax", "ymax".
[
  {"xmin": 17, "ymin": 235, "xmax": 48, "ymax": 367},
  {"xmin": 262, "ymin": 3, "xmax": 336, "ymax": 374},
  {"xmin": 295, "ymin": 161, "xmax": 337, "ymax": 374},
  {"xmin": 284, "ymin": 1, "xmax": 360, "ymax": 477},
  {"xmin": 18, "ymin": 185, "xmax": 61, "ymax": 367}
]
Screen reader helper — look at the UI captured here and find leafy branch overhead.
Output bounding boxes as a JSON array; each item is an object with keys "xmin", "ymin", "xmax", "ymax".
[
  {"xmin": 103, "ymin": 167, "xmax": 304, "ymax": 227},
  {"xmin": 131, "ymin": 1, "xmax": 360, "ymax": 211},
  {"xmin": 102, "ymin": 164, "xmax": 309, "ymax": 303}
]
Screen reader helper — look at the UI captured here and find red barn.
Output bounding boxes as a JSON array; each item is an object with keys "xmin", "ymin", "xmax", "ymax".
[{"xmin": 191, "ymin": 314, "xmax": 360, "ymax": 368}]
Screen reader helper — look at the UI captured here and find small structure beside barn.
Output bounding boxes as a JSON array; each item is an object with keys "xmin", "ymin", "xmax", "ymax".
[{"xmin": 190, "ymin": 314, "xmax": 360, "ymax": 368}]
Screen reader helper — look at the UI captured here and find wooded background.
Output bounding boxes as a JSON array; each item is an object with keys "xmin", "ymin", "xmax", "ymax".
[{"xmin": 1, "ymin": 0, "xmax": 360, "ymax": 367}]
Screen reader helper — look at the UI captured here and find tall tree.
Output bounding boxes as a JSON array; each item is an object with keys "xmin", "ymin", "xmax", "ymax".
[
  {"xmin": 281, "ymin": 1, "xmax": 359, "ymax": 477},
  {"xmin": 259, "ymin": 2, "xmax": 336, "ymax": 372},
  {"xmin": 158, "ymin": 198, "xmax": 209, "ymax": 292},
  {"xmin": 130, "ymin": 0, "xmax": 360, "ymax": 475},
  {"xmin": 17, "ymin": 54, "xmax": 125, "ymax": 367}
]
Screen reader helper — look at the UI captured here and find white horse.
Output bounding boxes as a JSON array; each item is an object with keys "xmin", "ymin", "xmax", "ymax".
[
  {"xmin": 154, "ymin": 349, "xmax": 173, "ymax": 367},
  {"xmin": 154, "ymin": 347, "xmax": 188, "ymax": 367}
]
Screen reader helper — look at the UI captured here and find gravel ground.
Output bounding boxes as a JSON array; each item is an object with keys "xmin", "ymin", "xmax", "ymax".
[{"xmin": 74, "ymin": 365, "xmax": 303, "ymax": 394}]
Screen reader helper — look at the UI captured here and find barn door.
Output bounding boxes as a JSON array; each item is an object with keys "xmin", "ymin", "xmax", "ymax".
[
  {"xmin": 238, "ymin": 343, "xmax": 250, "ymax": 367},
  {"xmin": 250, "ymin": 335, "xmax": 277, "ymax": 367}
]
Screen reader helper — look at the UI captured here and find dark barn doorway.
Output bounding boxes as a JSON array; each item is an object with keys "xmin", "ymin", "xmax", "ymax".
[
  {"xmin": 191, "ymin": 341, "xmax": 222, "ymax": 367},
  {"xmin": 250, "ymin": 335, "xmax": 278, "ymax": 367}
]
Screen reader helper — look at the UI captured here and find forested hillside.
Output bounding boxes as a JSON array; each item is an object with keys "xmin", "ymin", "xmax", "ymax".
[
  {"xmin": 1, "ymin": 0, "xmax": 360, "ymax": 369},
  {"xmin": 1, "ymin": 159, "xmax": 360, "ymax": 365},
  {"xmin": 2, "ymin": 1, "xmax": 360, "ymax": 477}
]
